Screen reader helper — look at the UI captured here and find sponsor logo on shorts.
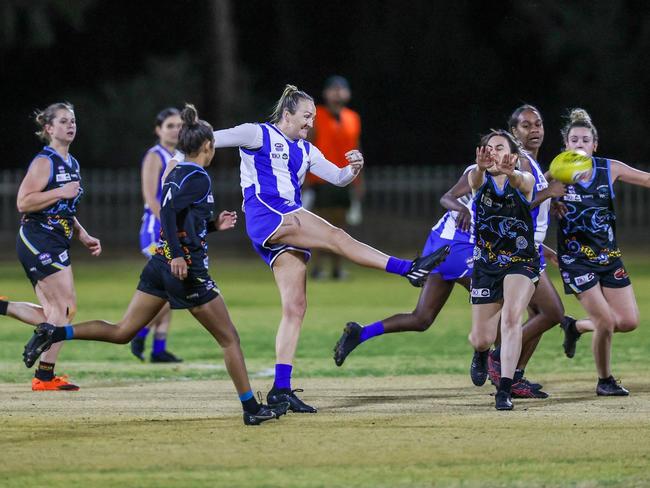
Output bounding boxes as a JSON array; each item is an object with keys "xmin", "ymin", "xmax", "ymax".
[
  {"xmin": 29, "ymin": 267, "xmax": 37, "ymax": 272},
  {"xmin": 567, "ymin": 240, "xmax": 581, "ymax": 254},
  {"xmin": 39, "ymin": 253, "xmax": 52, "ymax": 265},
  {"xmin": 597, "ymin": 253, "xmax": 609, "ymax": 265},
  {"xmin": 186, "ymin": 293, "xmax": 200, "ymax": 299},
  {"xmin": 206, "ymin": 280, "xmax": 215, "ymax": 290},
  {"xmin": 574, "ymin": 273, "xmax": 595, "ymax": 286},
  {"xmin": 39, "ymin": 223, "xmax": 54, "ymax": 231},
  {"xmin": 516, "ymin": 236, "xmax": 528, "ymax": 250},
  {"xmin": 58, "ymin": 250, "xmax": 69, "ymax": 262},
  {"xmin": 561, "ymin": 271, "xmax": 571, "ymax": 283},
  {"xmin": 471, "ymin": 288, "xmax": 490, "ymax": 298},
  {"xmin": 560, "ymin": 255, "xmax": 575, "ymax": 265},
  {"xmin": 614, "ymin": 267, "xmax": 628, "ymax": 280}
]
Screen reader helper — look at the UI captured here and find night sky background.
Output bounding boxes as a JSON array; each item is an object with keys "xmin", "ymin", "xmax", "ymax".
[{"xmin": 4, "ymin": 0, "xmax": 650, "ymax": 170}]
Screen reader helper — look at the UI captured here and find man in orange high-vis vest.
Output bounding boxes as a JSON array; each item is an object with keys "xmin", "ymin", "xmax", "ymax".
[{"xmin": 305, "ymin": 75, "xmax": 363, "ymax": 280}]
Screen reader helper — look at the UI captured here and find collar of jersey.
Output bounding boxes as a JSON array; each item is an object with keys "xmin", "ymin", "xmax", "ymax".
[
  {"xmin": 178, "ymin": 161, "xmax": 207, "ymax": 172},
  {"xmin": 43, "ymin": 145, "xmax": 72, "ymax": 166},
  {"xmin": 268, "ymin": 123, "xmax": 298, "ymax": 143}
]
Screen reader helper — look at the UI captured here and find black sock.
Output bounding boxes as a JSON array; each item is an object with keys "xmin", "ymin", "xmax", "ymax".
[
  {"xmin": 598, "ymin": 376, "xmax": 614, "ymax": 385},
  {"xmin": 242, "ymin": 397, "xmax": 261, "ymax": 414},
  {"xmin": 35, "ymin": 361, "xmax": 55, "ymax": 381},
  {"xmin": 514, "ymin": 369, "xmax": 524, "ymax": 382},
  {"xmin": 499, "ymin": 377, "xmax": 513, "ymax": 394},
  {"xmin": 0, "ymin": 300, "xmax": 8, "ymax": 315},
  {"xmin": 491, "ymin": 346, "xmax": 501, "ymax": 361},
  {"xmin": 52, "ymin": 327, "xmax": 68, "ymax": 342}
]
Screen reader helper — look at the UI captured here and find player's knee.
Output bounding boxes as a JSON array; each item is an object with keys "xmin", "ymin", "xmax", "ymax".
[
  {"xmin": 327, "ymin": 226, "xmax": 349, "ymax": 252},
  {"xmin": 616, "ymin": 314, "xmax": 639, "ymax": 333},
  {"xmin": 411, "ymin": 311, "xmax": 434, "ymax": 332},
  {"xmin": 469, "ymin": 332, "xmax": 493, "ymax": 351},
  {"xmin": 593, "ymin": 314, "xmax": 615, "ymax": 333},
  {"xmin": 283, "ymin": 299, "xmax": 306, "ymax": 322}
]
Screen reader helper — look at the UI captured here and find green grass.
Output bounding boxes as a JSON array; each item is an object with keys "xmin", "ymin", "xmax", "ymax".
[
  {"xmin": 2, "ymin": 254, "xmax": 650, "ymax": 383},
  {"xmin": 2, "ymin": 255, "xmax": 650, "ymax": 488}
]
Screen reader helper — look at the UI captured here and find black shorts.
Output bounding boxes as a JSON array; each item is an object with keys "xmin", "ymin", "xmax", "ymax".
[
  {"xmin": 16, "ymin": 222, "xmax": 71, "ymax": 287},
  {"xmin": 470, "ymin": 260, "xmax": 540, "ymax": 305},
  {"xmin": 137, "ymin": 258, "xmax": 220, "ymax": 309},
  {"xmin": 559, "ymin": 258, "xmax": 631, "ymax": 295}
]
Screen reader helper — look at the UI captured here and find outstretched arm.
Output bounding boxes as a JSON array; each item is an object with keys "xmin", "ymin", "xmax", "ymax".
[
  {"xmin": 611, "ymin": 160, "xmax": 650, "ymax": 188},
  {"xmin": 308, "ymin": 146, "xmax": 362, "ymax": 187}
]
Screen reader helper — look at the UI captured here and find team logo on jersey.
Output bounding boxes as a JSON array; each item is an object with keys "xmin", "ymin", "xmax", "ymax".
[
  {"xmin": 574, "ymin": 273, "xmax": 595, "ymax": 286},
  {"xmin": 58, "ymin": 250, "xmax": 68, "ymax": 262},
  {"xmin": 597, "ymin": 185, "xmax": 609, "ymax": 199},
  {"xmin": 614, "ymin": 267, "xmax": 628, "ymax": 280},
  {"xmin": 561, "ymin": 271, "xmax": 571, "ymax": 284},
  {"xmin": 282, "ymin": 154, "xmax": 289, "ymax": 160},
  {"xmin": 560, "ymin": 255, "xmax": 575, "ymax": 265},
  {"xmin": 55, "ymin": 173, "xmax": 72, "ymax": 183},
  {"xmin": 481, "ymin": 194, "xmax": 493, "ymax": 207},
  {"xmin": 38, "ymin": 253, "xmax": 52, "ymax": 265},
  {"xmin": 274, "ymin": 143, "xmax": 284, "ymax": 151},
  {"xmin": 471, "ymin": 288, "xmax": 490, "ymax": 298},
  {"xmin": 567, "ymin": 240, "xmax": 581, "ymax": 254},
  {"xmin": 516, "ymin": 236, "xmax": 528, "ymax": 249}
]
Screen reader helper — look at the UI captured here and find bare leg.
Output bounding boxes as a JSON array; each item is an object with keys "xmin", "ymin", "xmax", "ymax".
[
  {"xmin": 5, "ymin": 302, "xmax": 46, "ymax": 326},
  {"xmin": 383, "ymin": 275, "xmax": 469, "ymax": 333},
  {"xmin": 576, "ymin": 286, "xmax": 615, "ymax": 378},
  {"xmin": 189, "ymin": 296, "xmax": 252, "ymax": 396},
  {"xmin": 272, "ymin": 252, "xmax": 307, "ymax": 365},
  {"xmin": 270, "ymin": 209, "xmax": 390, "ymax": 270},
  {"xmin": 34, "ymin": 268, "xmax": 77, "ymax": 366},
  {"xmin": 71, "ymin": 291, "xmax": 165, "ymax": 344},
  {"xmin": 469, "ymin": 302, "xmax": 502, "ymax": 352},
  {"xmin": 518, "ymin": 271, "xmax": 565, "ymax": 369},
  {"xmin": 500, "ymin": 275, "xmax": 535, "ymax": 380}
]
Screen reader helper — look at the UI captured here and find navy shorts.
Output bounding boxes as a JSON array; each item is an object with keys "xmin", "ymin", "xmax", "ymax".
[
  {"xmin": 559, "ymin": 258, "xmax": 631, "ymax": 295},
  {"xmin": 243, "ymin": 189, "xmax": 311, "ymax": 268},
  {"xmin": 16, "ymin": 222, "xmax": 71, "ymax": 287},
  {"xmin": 137, "ymin": 258, "xmax": 220, "ymax": 309},
  {"xmin": 471, "ymin": 259, "xmax": 540, "ymax": 305},
  {"xmin": 421, "ymin": 231, "xmax": 474, "ymax": 281}
]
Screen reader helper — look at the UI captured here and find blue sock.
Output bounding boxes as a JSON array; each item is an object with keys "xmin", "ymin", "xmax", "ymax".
[
  {"xmin": 385, "ymin": 256, "xmax": 411, "ymax": 276},
  {"xmin": 360, "ymin": 321, "xmax": 385, "ymax": 343},
  {"xmin": 64, "ymin": 325, "xmax": 74, "ymax": 340},
  {"xmin": 137, "ymin": 328, "xmax": 150, "ymax": 339},
  {"xmin": 274, "ymin": 363, "xmax": 292, "ymax": 390},
  {"xmin": 153, "ymin": 337, "xmax": 166, "ymax": 355}
]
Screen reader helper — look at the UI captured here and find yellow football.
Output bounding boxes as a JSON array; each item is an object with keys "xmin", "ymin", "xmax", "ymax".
[{"xmin": 549, "ymin": 150, "xmax": 593, "ymax": 183}]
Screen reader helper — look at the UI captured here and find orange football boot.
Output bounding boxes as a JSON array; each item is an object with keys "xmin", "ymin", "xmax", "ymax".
[{"xmin": 32, "ymin": 375, "xmax": 80, "ymax": 391}]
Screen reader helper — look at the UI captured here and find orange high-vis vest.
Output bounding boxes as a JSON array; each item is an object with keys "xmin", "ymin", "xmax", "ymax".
[{"xmin": 307, "ymin": 105, "xmax": 361, "ymax": 185}]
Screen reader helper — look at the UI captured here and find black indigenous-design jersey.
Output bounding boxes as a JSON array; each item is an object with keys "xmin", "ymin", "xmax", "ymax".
[
  {"xmin": 22, "ymin": 146, "xmax": 83, "ymax": 239},
  {"xmin": 155, "ymin": 162, "xmax": 214, "ymax": 274},
  {"xmin": 472, "ymin": 174, "xmax": 537, "ymax": 267},
  {"xmin": 557, "ymin": 157, "xmax": 620, "ymax": 266}
]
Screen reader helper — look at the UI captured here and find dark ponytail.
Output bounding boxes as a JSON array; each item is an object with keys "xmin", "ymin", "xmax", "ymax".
[{"xmin": 177, "ymin": 104, "xmax": 213, "ymax": 154}]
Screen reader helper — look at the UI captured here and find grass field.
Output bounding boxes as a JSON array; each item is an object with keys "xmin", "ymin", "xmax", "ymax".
[{"xmin": 2, "ymin": 255, "xmax": 650, "ymax": 487}]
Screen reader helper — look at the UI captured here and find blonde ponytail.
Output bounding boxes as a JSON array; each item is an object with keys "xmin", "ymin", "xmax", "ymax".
[{"xmin": 269, "ymin": 84, "xmax": 313, "ymax": 123}]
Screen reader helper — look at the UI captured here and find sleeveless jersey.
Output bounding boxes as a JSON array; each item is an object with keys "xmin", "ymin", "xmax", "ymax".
[
  {"xmin": 155, "ymin": 162, "xmax": 214, "ymax": 274},
  {"xmin": 143, "ymin": 144, "xmax": 174, "ymax": 211},
  {"xmin": 22, "ymin": 146, "xmax": 82, "ymax": 240},
  {"xmin": 431, "ymin": 164, "xmax": 476, "ymax": 244},
  {"xmin": 239, "ymin": 123, "xmax": 313, "ymax": 206},
  {"xmin": 472, "ymin": 174, "xmax": 537, "ymax": 266},
  {"xmin": 557, "ymin": 157, "xmax": 620, "ymax": 266},
  {"xmin": 525, "ymin": 153, "xmax": 550, "ymax": 245}
]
